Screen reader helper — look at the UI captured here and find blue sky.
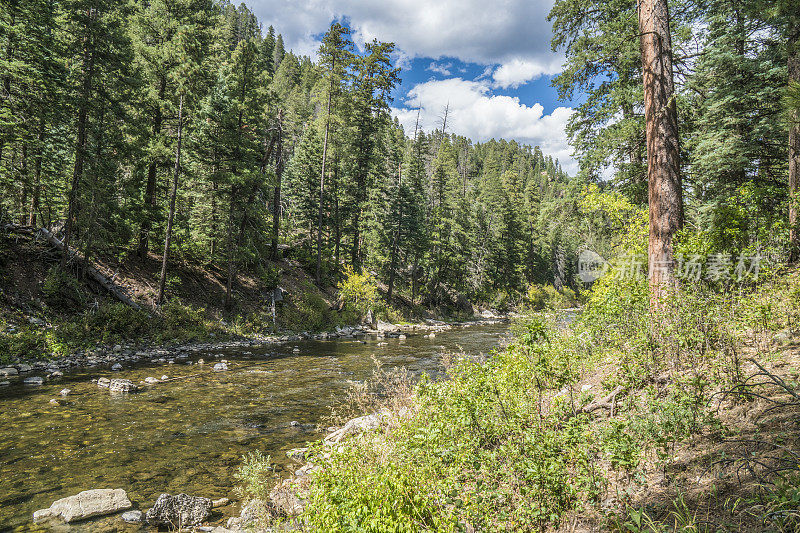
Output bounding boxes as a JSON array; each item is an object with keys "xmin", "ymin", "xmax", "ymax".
[{"xmin": 244, "ymin": 0, "xmax": 580, "ymax": 173}]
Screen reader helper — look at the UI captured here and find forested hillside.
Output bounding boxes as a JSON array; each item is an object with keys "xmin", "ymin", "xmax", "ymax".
[{"xmin": 0, "ymin": 0, "xmax": 573, "ymax": 316}]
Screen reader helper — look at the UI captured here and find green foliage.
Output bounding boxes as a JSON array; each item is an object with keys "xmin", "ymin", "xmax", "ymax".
[
  {"xmin": 234, "ymin": 451, "xmax": 274, "ymax": 501},
  {"xmin": 281, "ymin": 283, "xmax": 337, "ymax": 332},
  {"xmin": 524, "ymin": 284, "xmax": 579, "ymax": 310},
  {"xmin": 42, "ymin": 267, "xmax": 84, "ymax": 310},
  {"xmin": 337, "ymin": 267, "xmax": 378, "ymax": 316}
]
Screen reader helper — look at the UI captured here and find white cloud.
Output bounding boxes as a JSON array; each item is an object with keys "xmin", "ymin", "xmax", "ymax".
[
  {"xmin": 492, "ymin": 57, "xmax": 563, "ymax": 89},
  {"xmin": 427, "ymin": 61, "xmax": 453, "ymax": 76},
  {"xmin": 391, "ymin": 78, "xmax": 576, "ymax": 173},
  {"xmin": 247, "ymin": 0, "xmax": 560, "ymax": 76}
]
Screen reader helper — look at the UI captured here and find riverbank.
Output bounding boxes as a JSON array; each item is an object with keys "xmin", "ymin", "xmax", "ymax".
[
  {"xmin": 245, "ymin": 271, "xmax": 800, "ymax": 532},
  {"xmin": 0, "ymin": 317, "xmax": 507, "ymax": 377}
]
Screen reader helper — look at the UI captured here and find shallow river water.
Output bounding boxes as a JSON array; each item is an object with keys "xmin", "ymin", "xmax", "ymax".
[{"xmin": 0, "ymin": 323, "xmax": 509, "ymax": 531}]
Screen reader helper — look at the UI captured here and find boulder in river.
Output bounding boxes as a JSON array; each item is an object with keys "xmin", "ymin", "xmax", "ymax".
[
  {"xmin": 146, "ymin": 493, "xmax": 212, "ymax": 527},
  {"xmin": 213, "ymin": 362, "xmax": 228, "ymax": 372},
  {"xmin": 60, "ymin": 388, "xmax": 71, "ymax": 396},
  {"xmin": 0, "ymin": 367, "xmax": 18, "ymax": 376},
  {"xmin": 111, "ymin": 363, "xmax": 123, "ymax": 371},
  {"xmin": 23, "ymin": 377, "xmax": 44, "ymax": 386},
  {"xmin": 144, "ymin": 377, "xmax": 160, "ymax": 384},
  {"xmin": 97, "ymin": 377, "xmax": 111, "ymax": 388},
  {"xmin": 36, "ymin": 488, "xmax": 132, "ymax": 523},
  {"xmin": 17, "ymin": 363, "xmax": 32, "ymax": 372},
  {"xmin": 121, "ymin": 509, "xmax": 143, "ymax": 523},
  {"xmin": 108, "ymin": 379, "xmax": 137, "ymax": 393}
]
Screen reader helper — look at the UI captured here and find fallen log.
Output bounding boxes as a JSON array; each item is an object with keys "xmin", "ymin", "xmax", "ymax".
[
  {"xmin": 579, "ymin": 385, "xmax": 625, "ymax": 414},
  {"xmin": 36, "ymin": 228, "xmax": 143, "ymax": 311}
]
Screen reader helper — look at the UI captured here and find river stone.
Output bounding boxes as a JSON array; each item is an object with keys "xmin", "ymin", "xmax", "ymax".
[
  {"xmin": 211, "ymin": 497, "xmax": 230, "ymax": 508},
  {"xmin": 17, "ymin": 363, "xmax": 33, "ymax": 372},
  {"xmin": 48, "ymin": 488, "xmax": 132, "ymax": 522},
  {"xmin": 144, "ymin": 377, "xmax": 160, "ymax": 384},
  {"xmin": 24, "ymin": 377, "xmax": 44, "ymax": 385},
  {"xmin": 33, "ymin": 508, "xmax": 53, "ymax": 521},
  {"xmin": 213, "ymin": 362, "xmax": 228, "ymax": 372},
  {"xmin": 111, "ymin": 363, "xmax": 123, "ymax": 371},
  {"xmin": 121, "ymin": 509, "xmax": 143, "ymax": 523},
  {"xmin": 97, "ymin": 377, "xmax": 111, "ymax": 388},
  {"xmin": 0, "ymin": 380, "xmax": 10, "ymax": 386},
  {"xmin": 161, "ymin": 375, "xmax": 169, "ymax": 381},
  {"xmin": 0, "ymin": 367, "xmax": 18, "ymax": 376},
  {"xmin": 60, "ymin": 388, "xmax": 71, "ymax": 396},
  {"xmin": 109, "ymin": 379, "xmax": 137, "ymax": 393},
  {"xmin": 146, "ymin": 493, "xmax": 212, "ymax": 527}
]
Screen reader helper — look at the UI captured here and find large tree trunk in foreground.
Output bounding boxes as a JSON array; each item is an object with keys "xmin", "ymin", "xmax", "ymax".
[
  {"xmin": 156, "ymin": 94, "xmax": 183, "ymax": 305},
  {"xmin": 639, "ymin": 0, "xmax": 683, "ymax": 301},
  {"xmin": 789, "ymin": 28, "xmax": 800, "ymax": 263}
]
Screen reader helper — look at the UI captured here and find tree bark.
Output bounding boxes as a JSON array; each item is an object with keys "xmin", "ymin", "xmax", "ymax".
[
  {"xmin": 789, "ymin": 28, "xmax": 800, "ymax": 263},
  {"xmin": 156, "ymin": 94, "xmax": 183, "ymax": 305},
  {"xmin": 639, "ymin": 0, "xmax": 683, "ymax": 301}
]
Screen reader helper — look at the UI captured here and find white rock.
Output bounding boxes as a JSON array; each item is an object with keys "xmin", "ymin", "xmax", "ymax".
[
  {"xmin": 17, "ymin": 364, "xmax": 32, "ymax": 372},
  {"xmin": 24, "ymin": 377, "xmax": 44, "ymax": 385},
  {"xmin": 0, "ymin": 381, "xmax": 10, "ymax": 386},
  {"xmin": 108, "ymin": 379, "xmax": 137, "ymax": 393},
  {"xmin": 121, "ymin": 509, "xmax": 143, "ymax": 523},
  {"xmin": 48, "ymin": 488, "xmax": 132, "ymax": 523},
  {"xmin": 160, "ymin": 375, "xmax": 169, "ymax": 381},
  {"xmin": 213, "ymin": 362, "xmax": 228, "ymax": 372},
  {"xmin": 144, "ymin": 377, "xmax": 160, "ymax": 384},
  {"xmin": 111, "ymin": 363, "xmax": 123, "ymax": 371},
  {"xmin": 97, "ymin": 377, "xmax": 111, "ymax": 388},
  {"xmin": 292, "ymin": 347, "xmax": 300, "ymax": 353},
  {"xmin": 60, "ymin": 389, "xmax": 71, "ymax": 396},
  {"xmin": 211, "ymin": 497, "xmax": 230, "ymax": 508},
  {"xmin": 32, "ymin": 508, "xmax": 53, "ymax": 522},
  {"xmin": 0, "ymin": 367, "xmax": 18, "ymax": 376}
]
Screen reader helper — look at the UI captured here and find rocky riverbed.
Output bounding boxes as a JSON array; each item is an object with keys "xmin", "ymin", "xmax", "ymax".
[{"xmin": 0, "ymin": 321, "xmax": 509, "ymax": 531}]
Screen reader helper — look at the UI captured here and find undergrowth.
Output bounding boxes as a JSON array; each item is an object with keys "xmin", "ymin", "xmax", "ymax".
[{"xmin": 297, "ymin": 269, "xmax": 800, "ymax": 532}]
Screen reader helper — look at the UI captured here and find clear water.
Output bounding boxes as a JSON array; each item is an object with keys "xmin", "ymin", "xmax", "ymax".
[{"xmin": 0, "ymin": 323, "xmax": 509, "ymax": 531}]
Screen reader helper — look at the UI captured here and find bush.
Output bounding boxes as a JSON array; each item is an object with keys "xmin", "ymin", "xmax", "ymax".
[
  {"xmin": 42, "ymin": 266, "xmax": 84, "ymax": 309},
  {"xmin": 337, "ymin": 266, "xmax": 378, "ymax": 317},
  {"xmin": 523, "ymin": 284, "xmax": 580, "ymax": 311},
  {"xmin": 235, "ymin": 451, "xmax": 274, "ymax": 501},
  {"xmin": 281, "ymin": 284, "xmax": 335, "ymax": 332}
]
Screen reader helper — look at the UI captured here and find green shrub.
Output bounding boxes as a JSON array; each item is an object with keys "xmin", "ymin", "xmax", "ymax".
[
  {"xmin": 337, "ymin": 266, "xmax": 378, "ymax": 316},
  {"xmin": 281, "ymin": 284, "xmax": 335, "ymax": 332},
  {"xmin": 42, "ymin": 266, "xmax": 83, "ymax": 309},
  {"xmin": 235, "ymin": 451, "xmax": 274, "ymax": 501}
]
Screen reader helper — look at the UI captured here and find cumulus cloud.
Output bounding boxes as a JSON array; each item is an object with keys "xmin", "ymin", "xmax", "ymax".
[
  {"xmin": 427, "ymin": 61, "xmax": 453, "ymax": 76},
  {"xmin": 492, "ymin": 57, "xmax": 563, "ymax": 89},
  {"xmin": 391, "ymin": 78, "xmax": 576, "ymax": 173},
  {"xmin": 247, "ymin": 0, "xmax": 560, "ymax": 72}
]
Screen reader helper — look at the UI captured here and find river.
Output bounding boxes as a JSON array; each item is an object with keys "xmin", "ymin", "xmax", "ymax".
[{"xmin": 0, "ymin": 322, "xmax": 509, "ymax": 531}]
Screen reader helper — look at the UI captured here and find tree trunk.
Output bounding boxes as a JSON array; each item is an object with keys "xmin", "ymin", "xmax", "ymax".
[
  {"xmin": 137, "ymin": 76, "xmax": 166, "ymax": 259},
  {"xmin": 317, "ymin": 59, "xmax": 336, "ymax": 285},
  {"xmin": 789, "ymin": 28, "xmax": 800, "ymax": 263},
  {"xmin": 28, "ymin": 117, "xmax": 44, "ymax": 226},
  {"xmin": 156, "ymin": 94, "xmax": 183, "ymax": 305},
  {"xmin": 63, "ymin": 8, "xmax": 97, "ymax": 267},
  {"xmin": 271, "ymin": 109, "xmax": 284, "ymax": 260},
  {"xmin": 387, "ymin": 162, "xmax": 402, "ymax": 302},
  {"xmin": 639, "ymin": 0, "xmax": 683, "ymax": 301}
]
